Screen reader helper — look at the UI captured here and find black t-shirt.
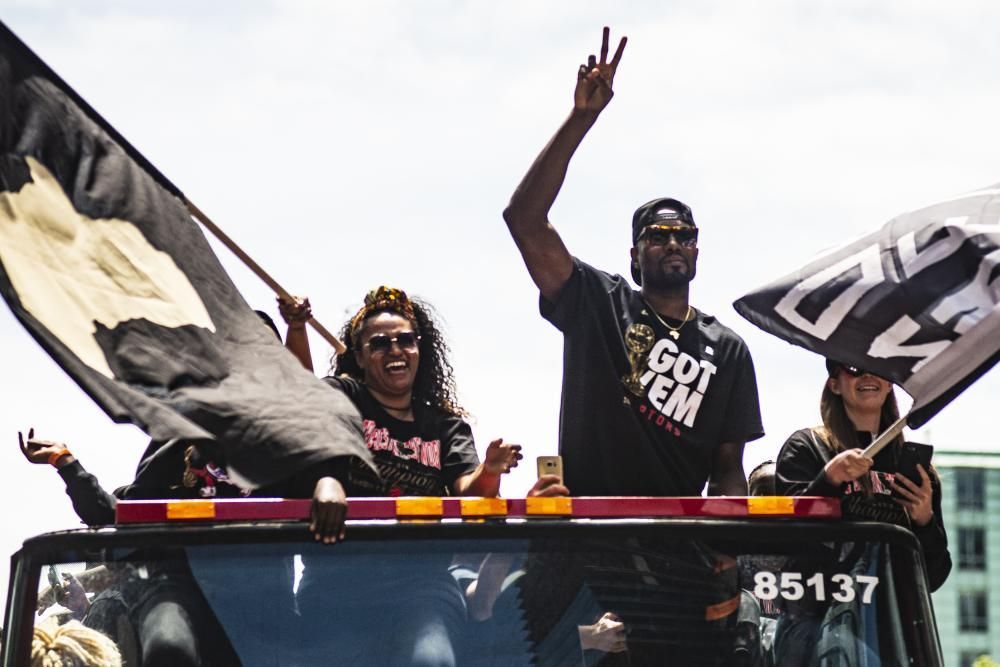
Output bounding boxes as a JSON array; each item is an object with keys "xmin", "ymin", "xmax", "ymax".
[
  {"xmin": 776, "ymin": 427, "xmax": 952, "ymax": 591},
  {"xmin": 541, "ymin": 258, "xmax": 764, "ymax": 496},
  {"xmin": 325, "ymin": 376, "xmax": 480, "ymax": 496}
]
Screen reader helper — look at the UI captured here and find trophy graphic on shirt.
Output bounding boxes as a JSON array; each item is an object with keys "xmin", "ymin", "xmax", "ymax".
[{"xmin": 622, "ymin": 323, "xmax": 655, "ymax": 397}]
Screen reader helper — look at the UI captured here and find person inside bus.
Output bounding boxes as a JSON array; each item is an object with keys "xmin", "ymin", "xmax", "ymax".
[
  {"xmin": 31, "ymin": 617, "xmax": 122, "ymax": 667},
  {"xmin": 772, "ymin": 359, "xmax": 951, "ymax": 665}
]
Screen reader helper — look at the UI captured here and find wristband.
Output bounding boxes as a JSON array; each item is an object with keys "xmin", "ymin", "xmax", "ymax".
[{"xmin": 48, "ymin": 448, "xmax": 72, "ymax": 468}]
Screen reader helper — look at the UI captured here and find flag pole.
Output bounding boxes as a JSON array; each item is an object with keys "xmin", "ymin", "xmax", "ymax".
[
  {"xmin": 184, "ymin": 199, "xmax": 347, "ymax": 355},
  {"xmin": 861, "ymin": 415, "xmax": 908, "ymax": 458}
]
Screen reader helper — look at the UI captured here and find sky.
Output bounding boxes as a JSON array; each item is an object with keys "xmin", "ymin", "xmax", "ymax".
[{"xmin": 2, "ymin": 0, "xmax": 999, "ymax": 604}]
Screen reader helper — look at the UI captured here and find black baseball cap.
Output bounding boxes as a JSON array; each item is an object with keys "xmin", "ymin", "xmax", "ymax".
[{"xmin": 631, "ymin": 197, "xmax": 696, "ymax": 245}]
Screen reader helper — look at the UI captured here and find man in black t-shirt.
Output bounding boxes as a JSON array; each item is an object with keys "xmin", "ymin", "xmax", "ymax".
[{"xmin": 503, "ymin": 27, "xmax": 764, "ymax": 496}]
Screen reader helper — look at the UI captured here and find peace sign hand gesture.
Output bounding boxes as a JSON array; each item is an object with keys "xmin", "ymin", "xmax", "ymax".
[{"xmin": 575, "ymin": 27, "xmax": 627, "ymax": 115}]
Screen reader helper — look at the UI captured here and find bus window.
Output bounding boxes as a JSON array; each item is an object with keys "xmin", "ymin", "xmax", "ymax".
[{"xmin": 16, "ymin": 522, "xmax": 938, "ymax": 666}]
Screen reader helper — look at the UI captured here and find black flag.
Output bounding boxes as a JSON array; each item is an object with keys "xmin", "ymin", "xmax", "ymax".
[
  {"xmin": 734, "ymin": 185, "xmax": 1000, "ymax": 428},
  {"xmin": 0, "ymin": 21, "xmax": 373, "ymax": 487}
]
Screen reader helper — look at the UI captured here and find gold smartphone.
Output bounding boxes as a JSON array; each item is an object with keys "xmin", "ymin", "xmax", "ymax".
[{"xmin": 536, "ymin": 455, "xmax": 564, "ymax": 481}]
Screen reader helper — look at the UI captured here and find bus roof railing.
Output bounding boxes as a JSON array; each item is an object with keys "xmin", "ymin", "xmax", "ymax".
[{"xmin": 115, "ymin": 496, "xmax": 841, "ymax": 524}]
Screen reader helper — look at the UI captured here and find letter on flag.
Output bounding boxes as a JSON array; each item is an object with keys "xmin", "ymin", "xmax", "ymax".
[
  {"xmin": 0, "ymin": 21, "xmax": 373, "ymax": 487},
  {"xmin": 734, "ymin": 185, "xmax": 1000, "ymax": 428}
]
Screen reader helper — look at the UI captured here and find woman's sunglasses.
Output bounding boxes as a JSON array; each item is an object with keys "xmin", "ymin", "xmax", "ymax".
[
  {"xmin": 837, "ymin": 364, "xmax": 874, "ymax": 378},
  {"xmin": 639, "ymin": 224, "xmax": 699, "ymax": 248},
  {"xmin": 363, "ymin": 332, "xmax": 420, "ymax": 354}
]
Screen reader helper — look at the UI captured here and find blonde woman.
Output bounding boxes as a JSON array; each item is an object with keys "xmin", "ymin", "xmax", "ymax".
[{"xmin": 31, "ymin": 618, "xmax": 121, "ymax": 667}]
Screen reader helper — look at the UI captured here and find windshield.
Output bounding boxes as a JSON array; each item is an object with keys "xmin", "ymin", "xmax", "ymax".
[{"xmin": 17, "ymin": 522, "xmax": 937, "ymax": 667}]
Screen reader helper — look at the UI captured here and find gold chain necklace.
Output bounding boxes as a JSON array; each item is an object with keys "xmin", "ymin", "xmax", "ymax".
[{"xmin": 643, "ymin": 301, "xmax": 693, "ymax": 340}]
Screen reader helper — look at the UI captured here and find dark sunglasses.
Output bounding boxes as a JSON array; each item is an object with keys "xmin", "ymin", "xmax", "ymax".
[
  {"xmin": 639, "ymin": 224, "xmax": 699, "ymax": 248},
  {"xmin": 837, "ymin": 364, "xmax": 874, "ymax": 378},
  {"xmin": 363, "ymin": 331, "xmax": 420, "ymax": 354}
]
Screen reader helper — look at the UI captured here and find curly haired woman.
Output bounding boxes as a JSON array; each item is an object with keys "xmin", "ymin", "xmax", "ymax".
[
  {"xmin": 327, "ymin": 286, "xmax": 529, "ymax": 498},
  {"xmin": 281, "ymin": 286, "xmax": 566, "ymax": 500},
  {"xmin": 289, "ymin": 287, "xmax": 566, "ymax": 667}
]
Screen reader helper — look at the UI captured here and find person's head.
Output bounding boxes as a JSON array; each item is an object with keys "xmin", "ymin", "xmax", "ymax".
[
  {"xmin": 629, "ymin": 197, "xmax": 699, "ymax": 288},
  {"xmin": 254, "ymin": 310, "xmax": 281, "ymax": 340},
  {"xmin": 820, "ymin": 360, "xmax": 902, "ymax": 452},
  {"xmin": 31, "ymin": 618, "xmax": 122, "ymax": 667},
  {"xmin": 334, "ymin": 286, "xmax": 466, "ymax": 417},
  {"xmin": 748, "ymin": 460, "xmax": 776, "ymax": 496}
]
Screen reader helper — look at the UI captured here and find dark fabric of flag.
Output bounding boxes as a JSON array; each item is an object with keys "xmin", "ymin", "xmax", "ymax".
[
  {"xmin": 0, "ymin": 21, "xmax": 374, "ymax": 488},
  {"xmin": 734, "ymin": 185, "xmax": 1000, "ymax": 428}
]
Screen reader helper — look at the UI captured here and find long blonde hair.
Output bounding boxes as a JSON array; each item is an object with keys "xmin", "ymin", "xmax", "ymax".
[{"xmin": 31, "ymin": 618, "xmax": 122, "ymax": 667}]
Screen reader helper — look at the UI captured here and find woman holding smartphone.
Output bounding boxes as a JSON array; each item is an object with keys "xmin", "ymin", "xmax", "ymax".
[
  {"xmin": 771, "ymin": 360, "xmax": 952, "ymax": 666},
  {"xmin": 775, "ymin": 359, "xmax": 951, "ymax": 589}
]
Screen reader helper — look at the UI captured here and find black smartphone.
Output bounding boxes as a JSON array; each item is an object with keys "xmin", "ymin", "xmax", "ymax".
[{"xmin": 895, "ymin": 442, "xmax": 933, "ymax": 488}]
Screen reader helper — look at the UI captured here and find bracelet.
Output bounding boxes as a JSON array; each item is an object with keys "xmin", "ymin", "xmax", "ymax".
[{"xmin": 48, "ymin": 448, "xmax": 72, "ymax": 468}]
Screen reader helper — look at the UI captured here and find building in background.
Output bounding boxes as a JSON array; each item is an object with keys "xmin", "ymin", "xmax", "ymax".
[{"xmin": 931, "ymin": 449, "xmax": 1000, "ymax": 667}]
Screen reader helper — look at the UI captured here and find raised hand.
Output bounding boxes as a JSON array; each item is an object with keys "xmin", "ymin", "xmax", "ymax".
[
  {"xmin": 18, "ymin": 428, "xmax": 72, "ymax": 466},
  {"xmin": 575, "ymin": 27, "xmax": 627, "ymax": 114},
  {"xmin": 277, "ymin": 295, "xmax": 312, "ymax": 329},
  {"xmin": 57, "ymin": 573, "xmax": 91, "ymax": 618},
  {"xmin": 483, "ymin": 438, "xmax": 524, "ymax": 475}
]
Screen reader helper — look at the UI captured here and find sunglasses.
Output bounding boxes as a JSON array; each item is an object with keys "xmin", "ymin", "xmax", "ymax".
[
  {"xmin": 363, "ymin": 331, "xmax": 420, "ymax": 354},
  {"xmin": 639, "ymin": 224, "xmax": 699, "ymax": 248},
  {"xmin": 836, "ymin": 365, "xmax": 875, "ymax": 378}
]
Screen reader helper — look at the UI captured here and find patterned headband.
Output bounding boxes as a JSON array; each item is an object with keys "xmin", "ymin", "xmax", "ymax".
[{"xmin": 348, "ymin": 286, "xmax": 418, "ymax": 344}]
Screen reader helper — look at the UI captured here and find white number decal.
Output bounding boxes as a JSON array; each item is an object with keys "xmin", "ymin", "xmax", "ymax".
[
  {"xmin": 831, "ymin": 574, "xmax": 856, "ymax": 602},
  {"xmin": 780, "ymin": 572, "xmax": 805, "ymax": 601},
  {"xmin": 805, "ymin": 572, "xmax": 826, "ymax": 601},
  {"xmin": 753, "ymin": 572, "xmax": 879, "ymax": 604},
  {"xmin": 753, "ymin": 572, "xmax": 779, "ymax": 600},
  {"xmin": 856, "ymin": 575, "xmax": 880, "ymax": 604}
]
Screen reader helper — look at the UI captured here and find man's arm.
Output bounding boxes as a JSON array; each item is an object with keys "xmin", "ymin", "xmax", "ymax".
[
  {"xmin": 503, "ymin": 27, "xmax": 626, "ymax": 302},
  {"xmin": 18, "ymin": 430, "xmax": 119, "ymax": 524},
  {"xmin": 708, "ymin": 440, "xmax": 748, "ymax": 496}
]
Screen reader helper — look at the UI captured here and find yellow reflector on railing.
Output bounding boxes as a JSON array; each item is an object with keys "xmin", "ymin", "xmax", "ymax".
[
  {"xmin": 396, "ymin": 497, "xmax": 444, "ymax": 517},
  {"xmin": 166, "ymin": 500, "xmax": 216, "ymax": 520},
  {"xmin": 525, "ymin": 496, "xmax": 572, "ymax": 515},
  {"xmin": 460, "ymin": 497, "xmax": 508, "ymax": 517},
  {"xmin": 747, "ymin": 496, "xmax": 795, "ymax": 515}
]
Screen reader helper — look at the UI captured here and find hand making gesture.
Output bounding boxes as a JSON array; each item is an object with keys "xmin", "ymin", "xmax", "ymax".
[
  {"xmin": 575, "ymin": 27, "xmax": 627, "ymax": 115},
  {"xmin": 483, "ymin": 438, "xmax": 524, "ymax": 475},
  {"xmin": 18, "ymin": 428, "xmax": 75, "ymax": 468}
]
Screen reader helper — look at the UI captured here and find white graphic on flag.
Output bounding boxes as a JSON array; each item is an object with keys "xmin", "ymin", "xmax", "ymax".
[{"xmin": 0, "ymin": 157, "xmax": 215, "ymax": 377}]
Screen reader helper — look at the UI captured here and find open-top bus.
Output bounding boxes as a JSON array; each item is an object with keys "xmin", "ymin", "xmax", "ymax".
[{"xmin": 3, "ymin": 496, "xmax": 941, "ymax": 666}]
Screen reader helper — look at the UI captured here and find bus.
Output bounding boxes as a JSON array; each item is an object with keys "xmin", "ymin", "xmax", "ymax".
[{"xmin": 3, "ymin": 496, "xmax": 942, "ymax": 666}]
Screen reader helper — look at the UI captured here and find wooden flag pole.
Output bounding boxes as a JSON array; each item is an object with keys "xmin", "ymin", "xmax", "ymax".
[
  {"xmin": 184, "ymin": 199, "xmax": 347, "ymax": 355},
  {"xmin": 861, "ymin": 415, "xmax": 908, "ymax": 459}
]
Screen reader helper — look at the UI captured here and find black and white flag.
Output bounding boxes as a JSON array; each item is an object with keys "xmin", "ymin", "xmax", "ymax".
[
  {"xmin": 734, "ymin": 185, "xmax": 1000, "ymax": 428},
  {"xmin": 0, "ymin": 21, "xmax": 374, "ymax": 487}
]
